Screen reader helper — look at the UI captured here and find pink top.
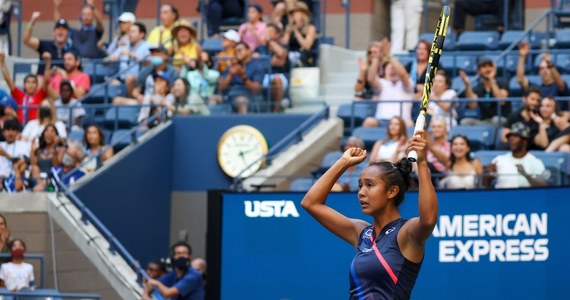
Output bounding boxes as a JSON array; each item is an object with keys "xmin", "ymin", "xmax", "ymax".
[
  {"xmin": 49, "ymin": 72, "xmax": 91, "ymax": 95},
  {"xmin": 427, "ymin": 140, "xmax": 451, "ymax": 173},
  {"xmin": 238, "ymin": 22, "xmax": 267, "ymax": 51}
]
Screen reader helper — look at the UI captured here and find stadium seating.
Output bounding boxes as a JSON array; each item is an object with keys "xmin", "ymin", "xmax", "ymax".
[
  {"xmin": 202, "ymin": 38, "xmax": 223, "ymax": 54},
  {"xmin": 109, "ymin": 129, "xmax": 146, "ymax": 153},
  {"xmin": 418, "ymin": 31, "xmax": 457, "ymax": 51},
  {"xmin": 352, "ymin": 126, "xmax": 386, "ymax": 151},
  {"xmin": 555, "ymin": 53, "xmax": 570, "ymax": 73},
  {"xmin": 336, "ymin": 103, "xmax": 372, "ymax": 135},
  {"xmin": 530, "ymin": 151, "xmax": 570, "ymax": 185},
  {"xmin": 101, "ymin": 106, "xmax": 140, "ymax": 130},
  {"xmin": 68, "ymin": 128, "xmax": 85, "ymax": 143},
  {"xmin": 498, "ymin": 30, "xmax": 545, "ymax": 50},
  {"xmin": 313, "ymin": 151, "xmax": 342, "ymax": 176},
  {"xmin": 455, "ymin": 31, "xmax": 500, "ymax": 51},
  {"xmin": 509, "ymin": 75, "xmax": 541, "ymax": 97},
  {"xmin": 289, "ymin": 178, "xmax": 315, "ymax": 192},
  {"xmin": 554, "ymin": 29, "xmax": 570, "ymax": 48},
  {"xmin": 82, "ymin": 61, "xmax": 120, "ymax": 84},
  {"xmin": 450, "ymin": 125, "xmax": 496, "ymax": 151},
  {"xmin": 439, "ymin": 54, "xmax": 477, "ymax": 76},
  {"xmin": 472, "ymin": 150, "xmax": 508, "ymax": 166}
]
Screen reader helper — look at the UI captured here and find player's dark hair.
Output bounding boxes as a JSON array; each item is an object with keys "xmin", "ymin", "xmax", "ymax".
[{"xmin": 369, "ymin": 158, "xmax": 413, "ymax": 207}]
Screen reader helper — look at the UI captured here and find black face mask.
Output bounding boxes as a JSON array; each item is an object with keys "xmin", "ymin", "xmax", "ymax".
[
  {"xmin": 39, "ymin": 107, "xmax": 51, "ymax": 119},
  {"xmin": 173, "ymin": 257, "xmax": 190, "ymax": 270}
]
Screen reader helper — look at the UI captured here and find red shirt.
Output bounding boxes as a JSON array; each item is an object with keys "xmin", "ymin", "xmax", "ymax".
[
  {"xmin": 49, "ymin": 72, "xmax": 91, "ymax": 95},
  {"xmin": 11, "ymin": 87, "xmax": 47, "ymax": 123}
]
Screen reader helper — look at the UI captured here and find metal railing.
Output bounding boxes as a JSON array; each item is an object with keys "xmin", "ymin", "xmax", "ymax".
[{"xmin": 0, "ymin": 289, "xmax": 100, "ymax": 299}]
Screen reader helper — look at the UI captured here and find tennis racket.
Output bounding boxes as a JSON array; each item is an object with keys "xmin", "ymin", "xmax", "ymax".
[{"xmin": 408, "ymin": 5, "xmax": 451, "ymax": 162}]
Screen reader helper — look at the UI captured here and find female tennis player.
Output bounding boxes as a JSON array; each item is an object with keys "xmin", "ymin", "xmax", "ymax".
[{"xmin": 301, "ymin": 130, "xmax": 438, "ymax": 299}]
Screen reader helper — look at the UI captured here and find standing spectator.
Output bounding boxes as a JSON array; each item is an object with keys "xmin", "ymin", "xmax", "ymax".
[
  {"xmin": 206, "ymin": 0, "xmax": 245, "ymax": 38},
  {"xmin": 21, "ymin": 100, "xmax": 67, "ymax": 143},
  {"xmin": 0, "ymin": 52, "xmax": 48, "ymax": 123},
  {"xmin": 146, "ymin": 260, "xmax": 167, "ymax": 280},
  {"xmin": 166, "ymin": 78, "xmax": 210, "ymax": 116},
  {"xmin": 500, "ymin": 86, "xmax": 541, "ymax": 148},
  {"xmin": 369, "ymin": 116, "xmax": 408, "ymax": 163},
  {"xmin": 281, "ymin": 1, "xmax": 316, "ymax": 67},
  {"xmin": 23, "ymin": 12, "xmax": 79, "ymax": 75},
  {"xmin": 484, "ymin": 122, "xmax": 548, "ymax": 189},
  {"xmin": 461, "ymin": 57, "xmax": 510, "ymax": 126},
  {"xmin": 426, "ymin": 118, "xmax": 451, "ymax": 177},
  {"xmin": 390, "ymin": 0, "xmax": 422, "ymax": 53},
  {"xmin": 147, "ymin": 4, "xmax": 179, "ymax": 49},
  {"xmin": 0, "ymin": 214, "xmax": 10, "ymax": 262},
  {"xmin": 48, "ymin": 51, "xmax": 91, "ymax": 100},
  {"xmin": 105, "ymin": 12, "xmax": 136, "ymax": 56},
  {"xmin": 0, "ymin": 120, "xmax": 30, "ymax": 185},
  {"xmin": 428, "ymin": 73, "xmax": 458, "ymax": 127},
  {"xmin": 30, "ymin": 124, "xmax": 65, "ymax": 192},
  {"xmin": 354, "ymin": 44, "xmax": 380, "ymax": 100},
  {"xmin": 82, "ymin": 124, "xmax": 114, "ymax": 173},
  {"xmin": 238, "ymin": 4, "xmax": 266, "ymax": 52},
  {"xmin": 439, "ymin": 135, "xmax": 483, "ymax": 189},
  {"xmin": 256, "ymin": 23, "xmax": 289, "ymax": 111},
  {"xmin": 107, "ymin": 22, "xmax": 151, "ymax": 97},
  {"xmin": 0, "ymin": 239, "xmax": 35, "ymax": 291},
  {"xmin": 143, "ymin": 241, "xmax": 204, "ymax": 300},
  {"xmin": 533, "ymin": 97, "xmax": 570, "ymax": 151},
  {"xmin": 216, "ymin": 29, "xmax": 240, "ymax": 73},
  {"xmin": 517, "ymin": 41, "xmax": 569, "ymax": 110},
  {"xmin": 171, "ymin": 20, "xmax": 201, "ymax": 69},
  {"xmin": 52, "ymin": 141, "xmax": 86, "ymax": 186},
  {"xmin": 181, "ymin": 51, "xmax": 220, "ymax": 105},
  {"xmin": 54, "ymin": 0, "xmax": 105, "ymax": 59},
  {"xmin": 218, "ymin": 42, "xmax": 265, "ymax": 114},
  {"xmin": 54, "ymin": 80, "xmax": 86, "ymax": 130}
]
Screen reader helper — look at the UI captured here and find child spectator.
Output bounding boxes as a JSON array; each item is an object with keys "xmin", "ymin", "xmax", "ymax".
[
  {"xmin": 83, "ymin": 124, "xmax": 114, "ymax": 172},
  {"xmin": 0, "ymin": 239, "xmax": 35, "ymax": 291},
  {"xmin": 369, "ymin": 116, "xmax": 408, "ymax": 163},
  {"xmin": 238, "ymin": 4, "xmax": 267, "ymax": 51},
  {"xmin": 281, "ymin": 2, "xmax": 316, "ymax": 67},
  {"xmin": 439, "ymin": 135, "xmax": 483, "ymax": 190},
  {"xmin": 216, "ymin": 30, "xmax": 240, "ymax": 73},
  {"xmin": 170, "ymin": 20, "xmax": 201, "ymax": 69}
]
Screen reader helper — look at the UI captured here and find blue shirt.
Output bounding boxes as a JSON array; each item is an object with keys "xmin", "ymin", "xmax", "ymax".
[
  {"xmin": 349, "ymin": 218, "xmax": 422, "ymax": 300},
  {"xmin": 112, "ymin": 40, "xmax": 151, "ymax": 78},
  {"xmin": 69, "ymin": 27, "xmax": 105, "ymax": 59},
  {"xmin": 158, "ymin": 269, "xmax": 204, "ymax": 300},
  {"xmin": 221, "ymin": 58, "xmax": 266, "ymax": 89}
]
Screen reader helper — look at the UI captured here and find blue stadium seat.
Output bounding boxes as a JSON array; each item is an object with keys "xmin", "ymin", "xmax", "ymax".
[
  {"xmin": 509, "ymin": 75, "xmax": 541, "ymax": 97},
  {"xmin": 83, "ymin": 61, "xmax": 120, "ymax": 84},
  {"xmin": 472, "ymin": 150, "xmax": 508, "ymax": 166},
  {"xmin": 530, "ymin": 151, "xmax": 570, "ymax": 185},
  {"xmin": 455, "ymin": 31, "xmax": 500, "ymax": 50},
  {"xmin": 312, "ymin": 151, "xmax": 343, "ymax": 176},
  {"xmin": 84, "ymin": 84, "xmax": 126, "ymax": 104},
  {"xmin": 498, "ymin": 31, "xmax": 544, "ymax": 50},
  {"xmin": 68, "ymin": 128, "xmax": 85, "ymax": 143},
  {"xmin": 336, "ymin": 103, "xmax": 373, "ymax": 133},
  {"xmin": 12, "ymin": 63, "xmax": 32, "ymax": 81},
  {"xmin": 556, "ymin": 53, "xmax": 570, "ymax": 73},
  {"xmin": 289, "ymin": 178, "xmax": 315, "ymax": 192},
  {"xmin": 352, "ymin": 127, "xmax": 387, "ymax": 151},
  {"xmin": 450, "ymin": 125, "xmax": 496, "ymax": 151},
  {"xmin": 439, "ymin": 55, "xmax": 477, "ymax": 76},
  {"xmin": 110, "ymin": 129, "xmax": 146, "ymax": 153},
  {"xmin": 202, "ymin": 38, "xmax": 223, "ymax": 54},
  {"xmin": 101, "ymin": 106, "xmax": 140, "ymax": 130},
  {"xmin": 418, "ymin": 31, "xmax": 457, "ymax": 51},
  {"xmin": 554, "ymin": 29, "xmax": 570, "ymax": 48},
  {"xmin": 394, "ymin": 54, "xmax": 414, "ymax": 68},
  {"xmin": 451, "ymin": 75, "xmax": 478, "ymax": 94},
  {"xmin": 209, "ymin": 104, "xmax": 233, "ymax": 115},
  {"xmin": 488, "ymin": 54, "xmax": 519, "ymax": 75}
]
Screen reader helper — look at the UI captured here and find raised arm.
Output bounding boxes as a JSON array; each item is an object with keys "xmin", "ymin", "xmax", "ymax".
[
  {"xmin": 367, "ymin": 57, "xmax": 381, "ymax": 92},
  {"xmin": 459, "ymin": 70, "xmax": 478, "ymax": 109},
  {"xmin": 542, "ymin": 53, "xmax": 566, "ymax": 92},
  {"xmin": 292, "ymin": 25, "xmax": 316, "ymax": 50},
  {"xmin": 0, "ymin": 53, "xmax": 16, "ymax": 91},
  {"xmin": 301, "ymin": 148, "xmax": 370, "ymax": 247},
  {"xmin": 390, "ymin": 56, "xmax": 411, "ymax": 90},
  {"xmin": 23, "ymin": 12, "xmax": 41, "ymax": 50},
  {"xmin": 516, "ymin": 41, "xmax": 530, "ymax": 90},
  {"xmin": 53, "ymin": 0, "xmax": 62, "ymax": 21},
  {"xmin": 86, "ymin": 0, "xmax": 104, "ymax": 32},
  {"xmin": 399, "ymin": 130, "xmax": 438, "ymax": 263}
]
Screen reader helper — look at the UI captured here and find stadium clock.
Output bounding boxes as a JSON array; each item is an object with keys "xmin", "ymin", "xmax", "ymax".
[{"xmin": 217, "ymin": 125, "xmax": 269, "ymax": 178}]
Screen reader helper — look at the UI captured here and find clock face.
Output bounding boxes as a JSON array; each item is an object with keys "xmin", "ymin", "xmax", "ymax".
[{"xmin": 217, "ymin": 125, "xmax": 269, "ymax": 178}]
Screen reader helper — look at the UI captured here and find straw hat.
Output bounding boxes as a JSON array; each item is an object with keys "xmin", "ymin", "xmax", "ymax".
[
  {"xmin": 172, "ymin": 20, "xmax": 197, "ymax": 39},
  {"xmin": 289, "ymin": 2, "xmax": 312, "ymax": 18}
]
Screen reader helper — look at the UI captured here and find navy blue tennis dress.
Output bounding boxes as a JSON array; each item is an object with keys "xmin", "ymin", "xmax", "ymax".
[{"xmin": 349, "ymin": 218, "xmax": 422, "ymax": 300}]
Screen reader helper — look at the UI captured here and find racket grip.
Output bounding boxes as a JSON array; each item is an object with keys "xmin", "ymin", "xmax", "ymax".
[{"xmin": 407, "ymin": 114, "xmax": 426, "ymax": 162}]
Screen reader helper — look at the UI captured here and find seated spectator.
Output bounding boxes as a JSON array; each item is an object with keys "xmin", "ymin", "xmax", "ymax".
[
  {"xmin": 143, "ymin": 241, "xmax": 204, "ymax": 300},
  {"xmin": 0, "ymin": 120, "xmax": 31, "ymax": 188},
  {"xmin": 426, "ymin": 118, "xmax": 451, "ymax": 178},
  {"xmin": 23, "ymin": 13, "xmax": 79, "ymax": 76},
  {"xmin": 0, "ymin": 239, "xmax": 35, "ymax": 291},
  {"xmin": 206, "ymin": 0, "xmax": 245, "ymax": 38},
  {"xmin": 0, "ymin": 214, "xmax": 10, "ymax": 262},
  {"xmin": 439, "ymin": 134, "xmax": 483, "ymax": 189},
  {"xmin": 30, "ymin": 124, "xmax": 65, "ymax": 191},
  {"xmin": 105, "ymin": 12, "xmax": 136, "ymax": 56},
  {"xmin": 138, "ymin": 72, "xmax": 175, "ymax": 122},
  {"xmin": 55, "ymin": 80, "xmax": 86, "ymax": 130},
  {"xmin": 332, "ymin": 136, "xmax": 366, "ymax": 192},
  {"xmin": 216, "ymin": 30, "xmax": 240, "ymax": 73},
  {"xmin": 48, "ymin": 51, "xmax": 91, "ymax": 100},
  {"xmin": 21, "ymin": 100, "xmax": 67, "ymax": 143},
  {"xmin": 0, "ymin": 103, "xmax": 19, "ymax": 143},
  {"xmin": 532, "ymin": 97, "xmax": 570, "ymax": 152},
  {"xmin": 500, "ymin": 86, "xmax": 541, "ymax": 148},
  {"xmin": 281, "ymin": 1, "xmax": 317, "ymax": 67},
  {"xmin": 107, "ymin": 22, "xmax": 151, "ymax": 97},
  {"xmin": 181, "ymin": 51, "xmax": 220, "ymax": 105},
  {"xmin": 256, "ymin": 23, "xmax": 289, "ymax": 112},
  {"xmin": 238, "ymin": 4, "xmax": 266, "ymax": 52},
  {"xmin": 82, "ymin": 124, "xmax": 114, "ymax": 172},
  {"xmin": 484, "ymin": 122, "xmax": 548, "ymax": 189},
  {"xmin": 460, "ymin": 57, "xmax": 510, "ymax": 126},
  {"xmin": 171, "ymin": 20, "xmax": 201, "ymax": 69},
  {"xmin": 146, "ymin": 260, "xmax": 167, "ymax": 280},
  {"xmin": 167, "ymin": 78, "xmax": 210, "ymax": 115},
  {"xmin": 218, "ymin": 42, "xmax": 264, "ymax": 114},
  {"xmin": 147, "ymin": 4, "xmax": 179, "ymax": 49},
  {"xmin": 362, "ymin": 48, "xmax": 414, "ymax": 127},
  {"xmin": 52, "ymin": 141, "xmax": 86, "ymax": 185},
  {"xmin": 53, "ymin": 0, "xmax": 105, "ymax": 59},
  {"xmin": 113, "ymin": 45, "xmax": 178, "ymax": 106},
  {"xmin": 545, "ymin": 105, "xmax": 570, "ymax": 153},
  {"xmin": 452, "ymin": 0, "xmax": 513, "ymax": 33},
  {"xmin": 10, "ymin": 155, "xmax": 29, "ymax": 192},
  {"xmin": 0, "ymin": 53, "xmax": 48, "ymax": 123},
  {"xmin": 517, "ymin": 41, "xmax": 569, "ymax": 110},
  {"xmin": 428, "ymin": 73, "xmax": 458, "ymax": 127},
  {"xmin": 354, "ymin": 43, "xmax": 381, "ymax": 100},
  {"xmin": 369, "ymin": 116, "xmax": 408, "ymax": 163}
]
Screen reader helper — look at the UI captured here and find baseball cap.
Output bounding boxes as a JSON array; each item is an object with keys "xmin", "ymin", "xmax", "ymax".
[
  {"xmin": 477, "ymin": 56, "xmax": 493, "ymax": 68},
  {"xmin": 149, "ymin": 44, "xmax": 168, "ymax": 54},
  {"xmin": 506, "ymin": 122, "xmax": 530, "ymax": 140},
  {"xmin": 153, "ymin": 71, "xmax": 171, "ymax": 82},
  {"xmin": 54, "ymin": 19, "xmax": 69, "ymax": 29},
  {"xmin": 0, "ymin": 90, "xmax": 17, "ymax": 111},
  {"xmin": 118, "ymin": 12, "xmax": 136, "ymax": 23},
  {"xmin": 223, "ymin": 29, "xmax": 240, "ymax": 43}
]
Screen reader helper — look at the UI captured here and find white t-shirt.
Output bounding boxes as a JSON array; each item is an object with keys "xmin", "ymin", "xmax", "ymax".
[
  {"xmin": 55, "ymin": 99, "xmax": 86, "ymax": 127},
  {"xmin": 0, "ymin": 262, "xmax": 35, "ymax": 291},
  {"xmin": 0, "ymin": 141, "xmax": 31, "ymax": 177},
  {"xmin": 376, "ymin": 140, "xmax": 399, "ymax": 162},
  {"xmin": 374, "ymin": 77, "xmax": 414, "ymax": 122},
  {"xmin": 428, "ymin": 89, "xmax": 457, "ymax": 127},
  {"xmin": 21, "ymin": 120, "xmax": 68, "ymax": 143},
  {"xmin": 492, "ymin": 152, "xmax": 546, "ymax": 188}
]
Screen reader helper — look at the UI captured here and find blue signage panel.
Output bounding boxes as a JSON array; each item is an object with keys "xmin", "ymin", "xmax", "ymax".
[{"xmin": 219, "ymin": 188, "xmax": 570, "ymax": 299}]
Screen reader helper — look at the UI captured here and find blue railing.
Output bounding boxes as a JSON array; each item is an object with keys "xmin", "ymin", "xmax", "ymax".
[{"xmin": 0, "ymin": 289, "xmax": 100, "ymax": 299}]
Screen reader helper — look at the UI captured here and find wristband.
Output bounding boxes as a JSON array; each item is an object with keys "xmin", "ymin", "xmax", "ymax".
[{"xmin": 27, "ymin": 23, "xmax": 33, "ymax": 30}]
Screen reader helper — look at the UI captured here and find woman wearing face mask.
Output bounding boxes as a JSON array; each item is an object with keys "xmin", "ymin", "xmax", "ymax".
[
  {"xmin": 29, "ymin": 124, "xmax": 65, "ymax": 192},
  {"xmin": 0, "ymin": 239, "xmax": 35, "ymax": 291},
  {"xmin": 21, "ymin": 99, "xmax": 67, "ymax": 144}
]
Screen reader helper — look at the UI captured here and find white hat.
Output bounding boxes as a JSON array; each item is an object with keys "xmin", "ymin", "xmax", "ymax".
[
  {"xmin": 118, "ymin": 12, "xmax": 136, "ymax": 23},
  {"xmin": 223, "ymin": 29, "xmax": 240, "ymax": 43}
]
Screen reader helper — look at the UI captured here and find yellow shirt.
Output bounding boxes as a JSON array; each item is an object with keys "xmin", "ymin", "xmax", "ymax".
[
  {"xmin": 172, "ymin": 42, "xmax": 200, "ymax": 67},
  {"xmin": 147, "ymin": 25, "xmax": 174, "ymax": 49},
  {"xmin": 216, "ymin": 48, "xmax": 235, "ymax": 73}
]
